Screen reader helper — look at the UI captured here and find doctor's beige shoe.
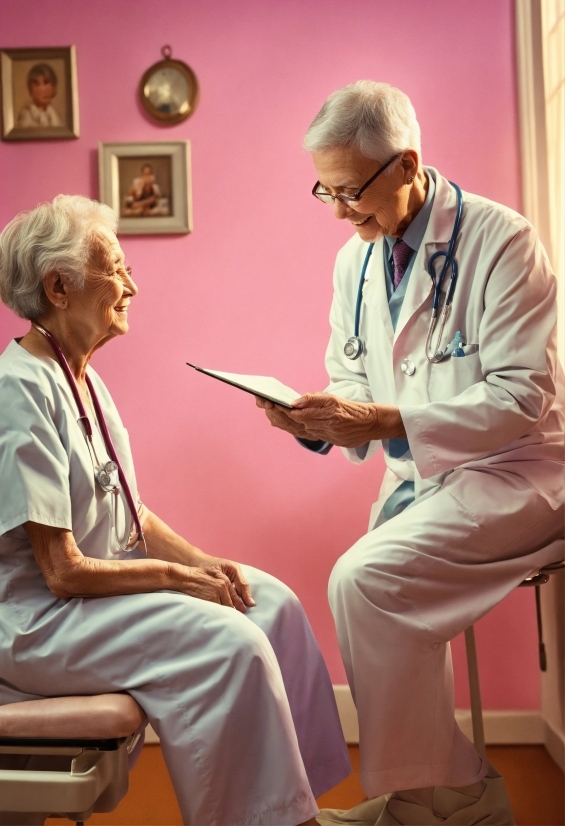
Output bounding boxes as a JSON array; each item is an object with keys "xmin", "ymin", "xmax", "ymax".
[
  {"xmin": 316, "ymin": 795, "xmax": 389, "ymax": 825},
  {"xmin": 316, "ymin": 764, "xmax": 515, "ymax": 826}
]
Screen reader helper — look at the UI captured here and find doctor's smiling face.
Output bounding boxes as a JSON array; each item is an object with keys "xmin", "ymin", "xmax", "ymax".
[{"xmin": 312, "ymin": 146, "xmax": 427, "ymax": 241}]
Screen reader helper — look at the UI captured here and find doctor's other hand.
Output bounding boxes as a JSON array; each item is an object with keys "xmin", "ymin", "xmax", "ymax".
[{"xmin": 256, "ymin": 393, "xmax": 406, "ymax": 447}]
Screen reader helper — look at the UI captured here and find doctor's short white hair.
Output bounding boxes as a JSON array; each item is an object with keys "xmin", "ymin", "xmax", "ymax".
[
  {"xmin": 0, "ymin": 194, "xmax": 117, "ymax": 321},
  {"xmin": 303, "ymin": 81, "xmax": 422, "ymax": 169}
]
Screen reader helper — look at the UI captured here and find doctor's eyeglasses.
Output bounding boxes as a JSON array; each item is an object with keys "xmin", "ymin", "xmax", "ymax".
[{"xmin": 312, "ymin": 153, "xmax": 399, "ymax": 207}]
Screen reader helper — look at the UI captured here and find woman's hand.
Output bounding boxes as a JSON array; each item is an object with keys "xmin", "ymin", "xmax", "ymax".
[
  {"xmin": 24, "ymin": 522, "xmax": 253, "ymax": 612},
  {"xmin": 140, "ymin": 511, "xmax": 255, "ymax": 612},
  {"xmin": 191, "ymin": 556, "xmax": 255, "ymax": 612},
  {"xmin": 256, "ymin": 393, "xmax": 406, "ymax": 447},
  {"xmin": 173, "ymin": 562, "xmax": 253, "ymax": 612}
]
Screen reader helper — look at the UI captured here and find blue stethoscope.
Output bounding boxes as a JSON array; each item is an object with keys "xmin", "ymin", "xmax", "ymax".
[{"xmin": 344, "ymin": 182, "xmax": 464, "ymax": 364}]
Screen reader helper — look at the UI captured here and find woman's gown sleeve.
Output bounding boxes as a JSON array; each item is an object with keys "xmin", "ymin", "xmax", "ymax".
[{"xmin": 0, "ymin": 372, "xmax": 72, "ymax": 535}]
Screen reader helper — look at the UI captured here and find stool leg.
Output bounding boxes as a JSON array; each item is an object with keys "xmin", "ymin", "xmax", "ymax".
[
  {"xmin": 464, "ymin": 625, "xmax": 487, "ymax": 758},
  {"xmin": 534, "ymin": 585, "xmax": 547, "ymax": 672}
]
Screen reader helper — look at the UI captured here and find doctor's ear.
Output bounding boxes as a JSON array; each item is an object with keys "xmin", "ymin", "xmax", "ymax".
[
  {"xmin": 399, "ymin": 150, "xmax": 419, "ymax": 183},
  {"xmin": 42, "ymin": 270, "xmax": 70, "ymax": 310}
]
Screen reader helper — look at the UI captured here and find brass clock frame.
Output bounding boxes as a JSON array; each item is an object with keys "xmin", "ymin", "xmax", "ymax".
[{"xmin": 139, "ymin": 45, "xmax": 199, "ymax": 126}]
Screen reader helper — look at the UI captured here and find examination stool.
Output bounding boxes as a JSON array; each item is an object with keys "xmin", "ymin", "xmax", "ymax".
[
  {"xmin": 464, "ymin": 538, "xmax": 565, "ymax": 758},
  {"xmin": 0, "ymin": 693, "xmax": 146, "ymax": 825}
]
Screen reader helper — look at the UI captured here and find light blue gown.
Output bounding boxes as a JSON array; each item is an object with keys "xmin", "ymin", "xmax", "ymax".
[{"xmin": 0, "ymin": 340, "xmax": 350, "ymax": 826}]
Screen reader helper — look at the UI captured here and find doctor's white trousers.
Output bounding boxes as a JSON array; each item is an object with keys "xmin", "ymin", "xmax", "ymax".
[
  {"xmin": 328, "ymin": 467, "xmax": 564, "ymax": 797},
  {"xmin": 3, "ymin": 567, "xmax": 350, "ymax": 825}
]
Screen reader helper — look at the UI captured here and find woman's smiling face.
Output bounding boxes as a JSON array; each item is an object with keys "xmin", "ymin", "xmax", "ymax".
[{"xmin": 67, "ymin": 227, "xmax": 138, "ymax": 342}]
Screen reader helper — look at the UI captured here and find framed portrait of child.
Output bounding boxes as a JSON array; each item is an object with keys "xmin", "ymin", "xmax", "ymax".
[
  {"xmin": 99, "ymin": 141, "xmax": 192, "ymax": 235},
  {"xmin": 1, "ymin": 46, "xmax": 79, "ymax": 141}
]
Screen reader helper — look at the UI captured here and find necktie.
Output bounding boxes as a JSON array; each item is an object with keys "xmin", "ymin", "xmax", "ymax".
[{"xmin": 392, "ymin": 240, "xmax": 412, "ymax": 291}]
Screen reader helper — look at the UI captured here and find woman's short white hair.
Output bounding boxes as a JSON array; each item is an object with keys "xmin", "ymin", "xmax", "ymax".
[
  {"xmin": 0, "ymin": 194, "xmax": 117, "ymax": 321},
  {"xmin": 304, "ymin": 80, "xmax": 421, "ymax": 167}
]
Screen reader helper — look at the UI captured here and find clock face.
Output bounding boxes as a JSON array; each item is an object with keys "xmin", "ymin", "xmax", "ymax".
[
  {"xmin": 144, "ymin": 67, "xmax": 190, "ymax": 116},
  {"xmin": 140, "ymin": 55, "xmax": 199, "ymax": 124}
]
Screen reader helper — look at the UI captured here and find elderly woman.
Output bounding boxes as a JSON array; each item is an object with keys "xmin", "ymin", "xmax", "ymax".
[
  {"xmin": 257, "ymin": 82, "xmax": 564, "ymax": 825},
  {"xmin": 0, "ymin": 195, "xmax": 350, "ymax": 826}
]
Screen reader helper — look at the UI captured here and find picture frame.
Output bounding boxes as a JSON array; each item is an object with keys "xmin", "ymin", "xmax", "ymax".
[
  {"xmin": 98, "ymin": 141, "xmax": 192, "ymax": 235},
  {"xmin": 1, "ymin": 46, "xmax": 79, "ymax": 141}
]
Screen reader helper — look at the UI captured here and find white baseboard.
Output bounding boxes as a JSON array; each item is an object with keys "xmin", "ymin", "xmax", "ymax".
[
  {"xmin": 144, "ymin": 684, "xmax": 547, "ymax": 748},
  {"xmin": 543, "ymin": 718, "xmax": 565, "ymax": 771}
]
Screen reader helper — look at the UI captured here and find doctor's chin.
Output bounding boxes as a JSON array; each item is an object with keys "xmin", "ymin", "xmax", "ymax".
[{"xmin": 0, "ymin": 3, "xmax": 563, "ymax": 825}]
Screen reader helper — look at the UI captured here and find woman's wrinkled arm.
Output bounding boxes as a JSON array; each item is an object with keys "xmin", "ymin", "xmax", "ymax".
[
  {"xmin": 140, "ymin": 508, "xmax": 255, "ymax": 609},
  {"xmin": 23, "ymin": 521, "xmax": 240, "ymax": 608}
]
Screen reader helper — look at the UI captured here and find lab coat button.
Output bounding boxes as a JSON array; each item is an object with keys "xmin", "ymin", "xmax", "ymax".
[{"xmin": 401, "ymin": 359, "xmax": 415, "ymax": 376}]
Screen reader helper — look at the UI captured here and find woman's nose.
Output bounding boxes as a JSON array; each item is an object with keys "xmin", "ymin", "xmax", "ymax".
[{"xmin": 123, "ymin": 269, "xmax": 139, "ymax": 297}]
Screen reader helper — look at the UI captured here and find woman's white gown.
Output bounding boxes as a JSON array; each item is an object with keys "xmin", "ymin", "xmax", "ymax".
[{"xmin": 0, "ymin": 340, "xmax": 350, "ymax": 825}]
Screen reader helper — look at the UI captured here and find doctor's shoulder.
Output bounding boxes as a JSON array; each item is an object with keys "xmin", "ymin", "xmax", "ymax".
[
  {"xmin": 462, "ymin": 190, "xmax": 535, "ymax": 242},
  {"xmin": 460, "ymin": 192, "xmax": 553, "ymax": 272}
]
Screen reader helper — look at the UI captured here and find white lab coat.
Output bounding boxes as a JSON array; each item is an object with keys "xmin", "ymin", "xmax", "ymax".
[
  {"xmin": 0, "ymin": 341, "xmax": 350, "ymax": 825},
  {"xmin": 323, "ymin": 168, "xmax": 564, "ymax": 796}
]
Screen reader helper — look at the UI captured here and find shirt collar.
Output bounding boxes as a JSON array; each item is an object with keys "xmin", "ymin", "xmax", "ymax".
[{"xmin": 384, "ymin": 168, "xmax": 436, "ymax": 257}]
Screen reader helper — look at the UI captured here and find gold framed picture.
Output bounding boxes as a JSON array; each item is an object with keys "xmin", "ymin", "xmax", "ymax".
[
  {"xmin": 0, "ymin": 46, "xmax": 79, "ymax": 141},
  {"xmin": 99, "ymin": 141, "xmax": 192, "ymax": 235},
  {"xmin": 139, "ymin": 46, "xmax": 199, "ymax": 126}
]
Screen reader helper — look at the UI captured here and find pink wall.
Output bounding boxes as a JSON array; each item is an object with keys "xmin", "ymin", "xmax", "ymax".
[{"xmin": 0, "ymin": 0, "xmax": 540, "ymax": 709}]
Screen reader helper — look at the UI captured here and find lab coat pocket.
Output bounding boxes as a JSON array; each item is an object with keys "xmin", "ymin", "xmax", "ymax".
[{"xmin": 428, "ymin": 351, "xmax": 483, "ymax": 402}]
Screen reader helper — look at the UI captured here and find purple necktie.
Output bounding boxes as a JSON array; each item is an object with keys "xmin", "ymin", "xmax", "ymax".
[{"xmin": 392, "ymin": 240, "xmax": 412, "ymax": 291}]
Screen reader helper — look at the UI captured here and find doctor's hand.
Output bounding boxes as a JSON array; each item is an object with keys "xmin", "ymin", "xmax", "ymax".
[
  {"xmin": 256, "ymin": 393, "xmax": 406, "ymax": 447},
  {"xmin": 255, "ymin": 395, "xmax": 313, "ymax": 439}
]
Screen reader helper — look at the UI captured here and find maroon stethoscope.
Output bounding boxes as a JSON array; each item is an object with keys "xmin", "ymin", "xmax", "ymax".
[{"xmin": 33, "ymin": 324, "xmax": 145, "ymax": 553}]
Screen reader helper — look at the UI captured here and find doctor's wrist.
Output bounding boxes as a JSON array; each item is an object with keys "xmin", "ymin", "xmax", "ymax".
[{"xmin": 370, "ymin": 404, "xmax": 407, "ymax": 440}]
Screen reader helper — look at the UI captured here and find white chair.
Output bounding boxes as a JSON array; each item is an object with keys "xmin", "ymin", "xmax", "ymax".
[
  {"xmin": 464, "ymin": 540, "xmax": 565, "ymax": 757},
  {"xmin": 0, "ymin": 694, "xmax": 146, "ymax": 825}
]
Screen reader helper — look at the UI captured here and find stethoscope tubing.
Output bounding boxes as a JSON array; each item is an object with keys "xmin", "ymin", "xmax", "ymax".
[
  {"xmin": 353, "ymin": 242, "xmax": 375, "ymax": 338},
  {"xmin": 347, "ymin": 181, "xmax": 464, "ymax": 363},
  {"xmin": 427, "ymin": 182, "xmax": 463, "ymax": 312},
  {"xmin": 33, "ymin": 324, "xmax": 144, "ymax": 547}
]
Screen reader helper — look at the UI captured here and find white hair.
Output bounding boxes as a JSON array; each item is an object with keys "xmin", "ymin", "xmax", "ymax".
[
  {"xmin": 303, "ymin": 81, "xmax": 422, "ymax": 169},
  {"xmin": 0, "ymin": 194, "xmax": 117, "ymax": 321}
]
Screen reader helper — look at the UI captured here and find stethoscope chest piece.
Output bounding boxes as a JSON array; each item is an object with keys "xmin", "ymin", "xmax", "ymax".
[
  {"xmin": 344, "ymin": 336, "xmax": 364, "ymax": 360},
  {"xmin": 400, "ymin": 358, "xmax": 416, "ymax": 376},
  {"xmin": 96, "ymin": 460, "xmax": 120, "ymax": 493}
]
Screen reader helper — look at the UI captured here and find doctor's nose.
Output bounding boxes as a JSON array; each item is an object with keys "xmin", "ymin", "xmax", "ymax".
[{"xmin": 333, "ymin": 198, "xmax": 355, "ymax": 220}]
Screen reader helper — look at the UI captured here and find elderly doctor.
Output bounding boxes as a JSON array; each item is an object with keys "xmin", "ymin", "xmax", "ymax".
[{"xmin": 256, "ymin": 81, "xmax": 565, "ymax": 826}]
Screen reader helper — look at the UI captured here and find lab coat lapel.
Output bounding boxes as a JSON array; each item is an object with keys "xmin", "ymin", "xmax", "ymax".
[
  {"xmin": 394, "ymin": 169, "xmax": 459, "ymax": 343},
  {"xmin": 362, "ymin": 237, "xmax": 394, "ymax": 345}
]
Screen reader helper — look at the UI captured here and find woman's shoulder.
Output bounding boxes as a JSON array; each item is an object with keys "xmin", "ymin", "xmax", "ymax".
[{"xmin": 0, "ymin": 340, "xmax": 65, "ymax": 410}]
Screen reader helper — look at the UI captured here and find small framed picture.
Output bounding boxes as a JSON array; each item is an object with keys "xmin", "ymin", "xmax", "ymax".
[
  {"xmin": 99, "ymin": 141, "xmax": 192, "ymax": 235},
  {"xmin": 1, "ymin": 46, "xmax": 79, "ymax": 141}
]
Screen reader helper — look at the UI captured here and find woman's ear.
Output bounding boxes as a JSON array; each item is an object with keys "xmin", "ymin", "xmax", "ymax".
[{"xmin": 42, "ymin": 270, "xmax": 69, "ymax": 310}]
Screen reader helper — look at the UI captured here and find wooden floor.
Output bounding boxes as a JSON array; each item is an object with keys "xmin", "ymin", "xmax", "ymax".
[{"xmin": 46, "ymin": 744, "xmax": 564, "ymax": 826}]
